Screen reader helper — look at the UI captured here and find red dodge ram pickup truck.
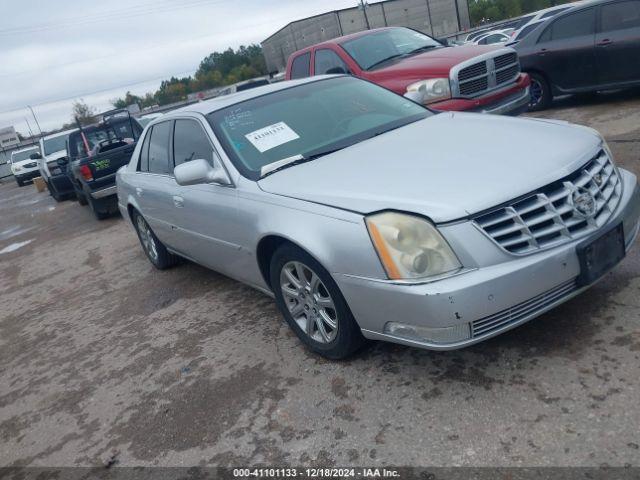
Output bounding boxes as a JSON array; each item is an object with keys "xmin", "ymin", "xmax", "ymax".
[{"xmin": 286, "ymin": 27, "xmax": 531, "ymax": 115}]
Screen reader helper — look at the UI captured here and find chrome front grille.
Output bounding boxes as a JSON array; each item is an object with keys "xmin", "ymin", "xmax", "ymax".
[
  {"xmin": 453, "ymin": 49, "xmax": 521, "ymax": 98},
  {"xmin": 474, "ymin": 150, "xmax": 622, "ymax": 255},
  {"xmin": 471, "ymin": 280, "xmax": 577, "ymax": 338}
]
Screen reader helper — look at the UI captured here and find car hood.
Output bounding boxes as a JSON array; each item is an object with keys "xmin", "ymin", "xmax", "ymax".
[
  {"xmin": 366, "ymin": 44, "xmax": 500, "ymax": 81},
  {"xmin": 257, "ymin": 113, "xmax": 602, "ymax": 223}
]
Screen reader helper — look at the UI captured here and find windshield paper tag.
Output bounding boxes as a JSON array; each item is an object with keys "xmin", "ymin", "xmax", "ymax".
[{"xmin": 245, "ymin": 122, "xmax": 299, "ymax": 153}]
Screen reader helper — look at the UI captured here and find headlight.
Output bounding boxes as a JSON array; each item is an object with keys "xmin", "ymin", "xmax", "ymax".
[
  {"xmin": 13, "ymin": 165, "xmax": 22, "ymax": 172},
  {"xmin": 365, "ymin": 212, "xmax": 461, "ymax": 280},
  {"xmin": 405, "ymin": 78, "xmax": 452, "ymax": 105}
]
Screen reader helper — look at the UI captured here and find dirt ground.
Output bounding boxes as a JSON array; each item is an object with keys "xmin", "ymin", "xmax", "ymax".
[{"xmin": 1, "ymin": 90, "xmax": 639, "ymax": 468}]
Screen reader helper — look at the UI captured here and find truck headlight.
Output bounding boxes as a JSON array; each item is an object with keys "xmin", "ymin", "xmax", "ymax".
[
  {"xmin": 365, "ymin": 212, "xmax": 461, "ymax": 280},
  {"xmin": 405, "ymin": 78, "xmax": 452, "ymax": 105}
]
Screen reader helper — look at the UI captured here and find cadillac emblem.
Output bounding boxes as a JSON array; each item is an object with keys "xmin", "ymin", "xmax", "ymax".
[{"xmin": 572, "ymin": 187, "xmax": 597, "ymax": 218}]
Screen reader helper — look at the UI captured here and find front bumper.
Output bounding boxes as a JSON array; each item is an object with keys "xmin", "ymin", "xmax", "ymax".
[
  {"xmin": 430, "ymin": 73, "xmax": 531, "ymax": 116},
  {"xmin": 336, "ymin": 169, "xmax": 640, "ymax": 351},
  {"xmin": 15, "ymin": 170, "xmax": 41, "ymax": 182}
]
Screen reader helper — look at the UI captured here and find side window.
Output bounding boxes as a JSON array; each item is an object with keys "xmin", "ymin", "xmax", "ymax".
[
  {"xmin": 601, "ymin": 1, "xmax": 640, "ymax": 32},
  {"xmin": 549, "ymin": 9, "xmax": 596, "ymax": 41},
  {"xmin": 314, "ymin": 49, "xmax": 349, "ymax": 75},
  {"xmin": 290, "ymin": 52, "xmax": 311, "ymax": 79},
  {"xmin": 173, "ymin": 119, "xmax": 214, "ymax": 168},
  {"xmin": 138, "ymin": 129, "xmax": 151, "ymax": 172},
  {"xmin": 148, "ymin": 121, "xmax": 172, "ymax": 175}
]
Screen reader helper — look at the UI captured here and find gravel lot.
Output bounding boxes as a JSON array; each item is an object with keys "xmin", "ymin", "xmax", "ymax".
[{"xmin": 1, "ymin": 91, "xmax": 639, "ymax": 468}]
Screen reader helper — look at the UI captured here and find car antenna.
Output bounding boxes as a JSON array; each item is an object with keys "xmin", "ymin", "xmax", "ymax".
[{"xmin": 75, "ymin": 116, "xmax": 92, "ymax": 158}]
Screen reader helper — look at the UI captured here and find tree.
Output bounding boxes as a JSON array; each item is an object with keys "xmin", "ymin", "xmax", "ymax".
[{"xmin": 72, "ymin": 99, "xmax": 97, "ymax": 126}]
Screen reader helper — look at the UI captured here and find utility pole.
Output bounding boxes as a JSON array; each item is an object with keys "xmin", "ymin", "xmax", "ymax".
[
  {"xmin": 24, "ymin": 117, "xmax": 35, "ymax": 140},
  {"xmin": 358, "ymin": 0, "xmax": 371, "ymax": 29},
  {"xmin": 27, "ymin": 105, "xmax": 43, "ymax": 137}
]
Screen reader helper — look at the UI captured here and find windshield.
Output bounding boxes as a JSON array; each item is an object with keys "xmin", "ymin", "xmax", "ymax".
[
  {"xmin": 43, "ymin": 134, "xmax": 70, "ymax": 155},
  {"xmin": 68, "ymin": 120, "xmax": 138, "ymax": 160},
  {"xmin": 341, "ymin": 28, "xmax": 441, "ymax": 70},
  {"xmin": 207, "ymin": 77, "xmax": 430, "ymax": 180},
  {"xmin": 11, "ymin": 148, "xmax": 39, "ymax": 163}
]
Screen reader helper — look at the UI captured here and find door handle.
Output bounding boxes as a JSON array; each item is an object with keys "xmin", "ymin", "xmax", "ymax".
[
  {"xmin": 172, "ymin": 195, "xmax": 184, "ymax": 208},
  {"xmin": 135, "ymin": 187, "xmax": 143, "ymax": 197},
  {"xmin": 597, "ymin": 38, "xmax": 613, "ymax": 47},
  {"xmin": 537, "ymin": 48, "xmax": 548, "ymax": 56}
]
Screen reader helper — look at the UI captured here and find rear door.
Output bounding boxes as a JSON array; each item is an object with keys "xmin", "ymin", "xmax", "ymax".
[
  {"xmin": 168, "ymin": 118, "xmax": 242, "ymax": 274},
  {"xmin": 132, "ymin": 120, "xmax": 176, "ymax": 245},
  {"xmin": 535, "ymin": 8, "xmax": 597, "ymax": 91},
  {"xmin": 595, "ymin": 0, "xmax": 640, "ymax": 85}
]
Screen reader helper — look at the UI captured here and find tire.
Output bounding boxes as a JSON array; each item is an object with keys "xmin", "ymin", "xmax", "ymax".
[
  {"xmin": 15, "ymin": 178, "xmax": 24, "ymax": 187},
  {"xmin": 76, "ymin": 191, "xmax": 88, "ymax": 206},
  {"xmin": 87, "ymin": 194, "xmax": 110, "ymax": 220},
  {"xmin": 270, "ymin": 244, "xmax": 366, "ymax": 360},
  {"xmin": 527, "ymin": 72, "xmax": 552, "ymax": 112},
  {"xmin": 132, "ymin": 211, "xmax": 179, "ymax": 270}
]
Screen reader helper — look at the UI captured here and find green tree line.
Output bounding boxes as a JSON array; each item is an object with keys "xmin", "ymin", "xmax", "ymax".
[
  {"xmin": 111, "ymin": 44, "xmax": 267, "ymax": 109},
  {"xmin": 469, "ymin": 0, "xmax": 575, "ymax": 25}
]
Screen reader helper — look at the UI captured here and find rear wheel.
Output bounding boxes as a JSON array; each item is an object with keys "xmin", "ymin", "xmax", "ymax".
[
  {"xmin": 133, "ymin": 211, "xmax": 179, "ymax": 270},
  {"xmin": 270, "ymin": 244, "xmax": 365, "ymax": 360},
  {"xmin": 527, "ymin": 72, "xmax": 552, "ymax": 111},
  {"xmin": 87, "ymin": 194, "xmax": 110, "ymax": 220}
]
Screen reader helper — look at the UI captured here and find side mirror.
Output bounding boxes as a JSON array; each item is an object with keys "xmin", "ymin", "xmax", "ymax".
[
  {"xmin": 326, "ymin": 66, "xmax": 347, "ymax": 75},
  {"xmin": 437, "ymin": 38, "xmax": 449, "ymax": 46},
  {"xmin": 57, "ymin": 157, "xmax": 69, "ymax": 167},
  {"xmin": 174, "ymin": 158, "xmax": 230, "ymax": 186},
  {"xmin": 30, "ymin": 153, "xmax": 42, "ymax": 160}
]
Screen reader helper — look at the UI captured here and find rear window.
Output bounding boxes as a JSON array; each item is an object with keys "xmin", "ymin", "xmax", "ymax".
[
  {"xmin": 290, "ymin": 53, "xmax": 311, "ymax": 79},
  {"xmin": 601, "ymin": 1, "xmax": 640, "ymax": 31},
  {"xmin": 147, "ymin": 121, "xmax": 172, "ymax": 175},
  {"xmin": 68, "ymin": 119, "xmax": 139, "ymax": 160}
]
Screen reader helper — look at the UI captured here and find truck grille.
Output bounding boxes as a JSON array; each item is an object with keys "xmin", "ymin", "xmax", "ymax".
[
  {"xmin": 474, "ymin": 150, "xmax": 621, "ymax": 255},
  {"xmin": 454, "ymin": 50, "xmax": 521, "ymax": 98},
  {"xmin": 471, "ymin": 280, "xmax": 577, "ymax": 338}
]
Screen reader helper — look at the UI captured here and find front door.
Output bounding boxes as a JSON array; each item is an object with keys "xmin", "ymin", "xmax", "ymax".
[
  {"xmin": 535, "ymin": 8, "xmax": 597, "ymax": 92},
  {"xmin": 595, "ymin": 0, "xmax": 640, "ymax": 85},
  {"xmin": 168, "ymin": 118, "xmax": 243, "ymax": 275}
]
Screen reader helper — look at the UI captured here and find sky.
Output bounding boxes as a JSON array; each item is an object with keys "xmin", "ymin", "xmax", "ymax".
[{"xmin": 0, "ymin": 0, "xmax": 358, "ymax": 136}]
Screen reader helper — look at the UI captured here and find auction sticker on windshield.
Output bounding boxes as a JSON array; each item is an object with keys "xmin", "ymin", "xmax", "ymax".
[{"xmin": 245, "ymin": 122, "xmax": 299, "ymax": 153}]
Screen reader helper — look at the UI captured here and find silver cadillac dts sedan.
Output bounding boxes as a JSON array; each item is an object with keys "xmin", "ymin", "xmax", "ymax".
[{"xmin": 117, "ymin": 75, "xmax": 640, "ymax": 359}]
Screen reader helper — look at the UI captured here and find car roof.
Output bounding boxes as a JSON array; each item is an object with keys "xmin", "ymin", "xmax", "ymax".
[
  {"xmin": 291, "ymin": 26, "xmax": 414, "ymax": 54},
  {"xmin": 11, "ymin": 146, "xmax": 39, "ymax": 155},
  {"xmin": 168, "ymin": 76, "xmax": 332, "ymax": 117},
  {"xmin": 42, "ymin": 128, "xmax": 77, "ymax": 140}
]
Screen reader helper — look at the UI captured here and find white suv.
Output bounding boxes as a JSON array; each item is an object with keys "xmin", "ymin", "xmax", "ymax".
[{"xmin": 10, "ymin": 146, "xmax": 41, "ymax": 187}]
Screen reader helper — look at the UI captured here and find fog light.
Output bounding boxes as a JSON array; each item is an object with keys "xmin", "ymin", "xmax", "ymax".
[{"xmin": 384, "ymin": 321, "xmax": 471, "ymax": 344}]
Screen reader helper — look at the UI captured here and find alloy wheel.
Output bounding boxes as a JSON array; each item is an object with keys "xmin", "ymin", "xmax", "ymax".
[
  {"xmin": 136, "ymin": 215, "xmax": 159, "ymax": 263},
  {"xmin": 280, "ymin": 261, "xmax": 338, "ymax": 343},
  {"xmin": 529, "ymin": 78, "xmax": 543, "ymax": 109}
]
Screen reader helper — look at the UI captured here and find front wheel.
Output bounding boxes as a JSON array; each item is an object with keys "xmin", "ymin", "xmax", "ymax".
[
  {"xmin": 270, "ymin": 244, "xmax": 365, "ymax": 360},
  {"xmin": 133, "ymin": 211, "xmax": 179, "ymax": 270},
  {"xmin": 527, "ymin": 72, "xmax": 552, "ymax": 112},
  {"xmin": 15, "ymin": 177, "xmax": 24, "ymax": 187}
]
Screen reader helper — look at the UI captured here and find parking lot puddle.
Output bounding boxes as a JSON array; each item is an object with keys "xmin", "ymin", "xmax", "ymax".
[
  {"xmin": 0, "ymin": 239, "xmax": 34, "ymax": 254},
  {"xmin": 0, "ymin": 226, "xmax": 33, "ymax": 241}
]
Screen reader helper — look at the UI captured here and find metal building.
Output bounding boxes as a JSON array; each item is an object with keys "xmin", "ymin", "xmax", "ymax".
[{"xmin": 261, "ymin": 0, "xmax": 471, "ymax": 73}]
